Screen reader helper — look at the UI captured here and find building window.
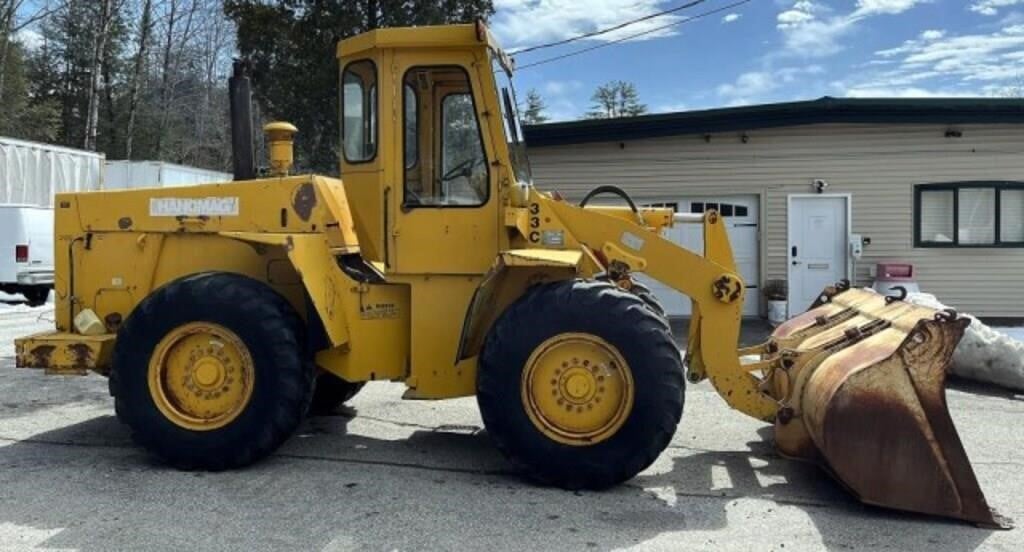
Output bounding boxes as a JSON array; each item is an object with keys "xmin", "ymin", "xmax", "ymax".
[
  {"xmin": 915, "ymin": 182, "xmax": 1024, "ymax": 247},
  {"xmin": 643, "ymin": 202, "xmax": 679, "ymax": 212},
  {"xmin": 689, "ymin": 201, "xmax": 748, "ymax": 217}
]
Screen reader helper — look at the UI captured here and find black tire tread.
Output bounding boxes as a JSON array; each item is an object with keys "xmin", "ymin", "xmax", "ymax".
[
  {"xmin": 629, "ymin": 282, "xmax": 667, "ymax": 318},
  {"xmin": 477, "ymin": 279, "xmax": 684, "ymax": 490},
  {"xmin": 110, "ymin": 272, "xmax": 313, "ymax": 470}
]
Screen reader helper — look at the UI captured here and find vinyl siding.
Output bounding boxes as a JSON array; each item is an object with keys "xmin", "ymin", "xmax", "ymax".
[{"xmin": 527, "ymin": 122, "xmax": 1024, "ymax": 318}]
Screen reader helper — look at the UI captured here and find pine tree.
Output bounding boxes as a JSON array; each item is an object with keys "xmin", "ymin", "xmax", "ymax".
[
  {"xmin": 224, "ymin": 0, "xmax": 495, "ymax": 172},
  {"xmin": 0, "ymin": 39, "xmax": 59, "ymax": 142},
  {"xmin": 521, "ymin": 89, "xmax": 548, "ymax": 125}
]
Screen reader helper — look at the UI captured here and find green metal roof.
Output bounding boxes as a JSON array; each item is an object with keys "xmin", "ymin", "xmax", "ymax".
[{"xmin": 523, "ymin": 96, "xmax": 1024, "ymax": 147}]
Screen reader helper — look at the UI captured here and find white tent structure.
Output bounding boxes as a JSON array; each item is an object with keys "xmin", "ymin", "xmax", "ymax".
[
  {"xmin": 104, "ymin": 161, "xmax": 230, "ymax": 189},
  {"xmin": 0, "ymin": 137, "xmax": 104, "ymax": 207}
]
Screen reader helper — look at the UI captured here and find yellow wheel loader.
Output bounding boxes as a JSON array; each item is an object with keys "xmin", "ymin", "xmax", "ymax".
[{"xmin": 14, "ymin": 23, "xmax": 1010, "ymax": 528}]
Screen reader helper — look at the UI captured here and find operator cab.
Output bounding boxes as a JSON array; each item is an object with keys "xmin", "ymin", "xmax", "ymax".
[{"xmin": 337, "ymin": 23, "xmax": 532, "ymax": 273}]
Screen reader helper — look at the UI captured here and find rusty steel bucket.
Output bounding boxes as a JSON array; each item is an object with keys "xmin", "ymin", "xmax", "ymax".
[{"xmin": 762, "ymin": 284, "xmax": 1011, "ymax": 528}]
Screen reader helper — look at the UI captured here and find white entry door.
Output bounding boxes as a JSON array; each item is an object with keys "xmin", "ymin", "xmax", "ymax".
[
  {"xmin": 788, "ymin": 196, "xmax": 849, "ymax": 314},
  {"xmin": 637, "ymin": 195, "xmax": 760, "ymax": 317}
]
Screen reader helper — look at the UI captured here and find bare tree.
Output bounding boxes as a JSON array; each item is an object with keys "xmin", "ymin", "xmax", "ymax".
[
  {"xmin": 124, "ymin": 0, "xmax": 153, "ymax": 159},
  {"xmin": 585, "ymin": 80, "xmax": 647, "ymax": 119},
  {"xmin": 7, "ymin": 0, "xmax": 235, "ymax": 168},
  {"xmin": 83, "ymin": 0, "xmax": 124, "ymax": 150},
  {"xmin": 154, "ymin": 0, "xmax": 199, "ymax": 157},
  {"xmin": 190, "ymin": 1, "xmax": 234, "ymax": 166}
]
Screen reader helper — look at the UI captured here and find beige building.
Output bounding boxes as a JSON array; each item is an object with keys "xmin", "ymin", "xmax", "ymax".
[{"xmin": 524, "ymin": 97, "xmax": 1024, "ymax": 319}]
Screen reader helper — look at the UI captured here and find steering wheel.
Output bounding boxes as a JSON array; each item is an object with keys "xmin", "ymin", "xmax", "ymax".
[{"xmin": 440, "ymin": 156, "xmax": 485, "ymax": 182}]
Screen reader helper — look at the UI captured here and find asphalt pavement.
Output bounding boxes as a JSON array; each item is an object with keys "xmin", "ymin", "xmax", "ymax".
[{"xmin": 0, "ymin": 302, "xmax": 1021, "ymax": 551}]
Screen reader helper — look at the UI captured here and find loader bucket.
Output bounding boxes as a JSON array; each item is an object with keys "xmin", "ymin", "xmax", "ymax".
[{"xmin": 766, "ymin": 286, "xmax": 1011, "ymax": 528}]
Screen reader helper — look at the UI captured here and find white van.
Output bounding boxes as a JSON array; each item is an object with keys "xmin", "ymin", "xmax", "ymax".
[{"xmin": 0, "ymin": 204, "xmax": 53, "ymax": 305}]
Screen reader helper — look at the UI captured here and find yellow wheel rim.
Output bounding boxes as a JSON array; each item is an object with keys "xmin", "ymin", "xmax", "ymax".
[
  {"xmin": 521, "ymin": 333, "xmax": 634, "ymax": 446},
  {"xmin": 147, "ymin": 322, "xmax": 255, "ymax": 431}
]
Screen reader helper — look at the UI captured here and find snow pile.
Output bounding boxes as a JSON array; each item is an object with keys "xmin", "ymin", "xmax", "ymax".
[{"xmin": 906, "ymin": 292, "xmax": 1024, "ymax": 392}]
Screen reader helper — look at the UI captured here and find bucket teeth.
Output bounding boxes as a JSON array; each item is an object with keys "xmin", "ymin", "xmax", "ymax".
[{"xmin": 764, "ymin": 287, "xmax": 1011, "ymax": 528}]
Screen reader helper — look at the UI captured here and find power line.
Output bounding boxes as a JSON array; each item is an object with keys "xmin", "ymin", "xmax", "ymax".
[
  {"xmin": 508, "ymin": 0, "xmax": 708, "ymax": 55},
  {"xmin": 514, "ymin": 0, "xmax": 754, "ymax": 71}
]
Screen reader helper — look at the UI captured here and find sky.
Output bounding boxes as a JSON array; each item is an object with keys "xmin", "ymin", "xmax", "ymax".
[{"xmin": 491, "ymin": 0, "xmax": 1024, "ymax": 121}]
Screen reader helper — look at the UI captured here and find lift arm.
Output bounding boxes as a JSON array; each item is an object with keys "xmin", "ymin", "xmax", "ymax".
[{"xmin": 542, "ymin": 195, "xmax": 778, "ymax": 422}]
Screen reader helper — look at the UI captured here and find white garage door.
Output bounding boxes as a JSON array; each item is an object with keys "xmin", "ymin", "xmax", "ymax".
[{"xmin": 637, "ymin": 195, "xmax": 760, "ymax": 317}]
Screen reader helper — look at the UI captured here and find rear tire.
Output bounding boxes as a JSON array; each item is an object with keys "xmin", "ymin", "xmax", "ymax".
[
  {"xmin": 110, "ymin": 272, "xmax": 313, "ymax": 470},
  {"xmin": 478, "ymin": 279, "xmax": 684, "ymax": 490},
  {"xmin": 309, "ymin": 373, "xmax": 365, "ymax": 415}
]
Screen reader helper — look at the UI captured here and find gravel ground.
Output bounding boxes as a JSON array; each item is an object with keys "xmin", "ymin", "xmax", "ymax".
[{"xmin": 0, "ymin": 301, "xmax": 1021, "ymax": 551}]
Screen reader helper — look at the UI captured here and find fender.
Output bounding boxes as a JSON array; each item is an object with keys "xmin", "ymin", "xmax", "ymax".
[
  {"xmin": 456, "ymin": 249, "xmax": 582, "ymax": 362},
  {"xmin": 221, "ymin": 231, "xmax": 410, "ymax": 384}
]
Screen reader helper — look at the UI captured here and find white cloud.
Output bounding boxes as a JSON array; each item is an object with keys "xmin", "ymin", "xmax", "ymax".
[
  {"xmin": 777, "ymin": 9, "xmax": 815, "ymax": 27},
  {"xmin": 853, "ymin": 0, "xmax": 930, "ymax": 17},
  {"xmin": 841, "ymin": 86, "xmax": 977, "ymax": 98},
  {"xmin": 722, "ymin": 13, "xmax": 741, "ymax": 23},
  {"xmin": 970, "ymin": 0, "xmax": 1024, "ymax": 16},
  {"xmin": 535, "ymin": 79, "xmax": 585, "ymax": 121},
  {"xmin": 717, "ymin": 71, "xmax": 777, "ymax": 100},
  {"xmin": 716, "ymin": 65, "xmax": 824, "ymax": 104},
  {"xmin": 876, "ymin": 28, "xmax": 949, "ymax": 57},
  {"xmin": 838, "ymin": 23, "xmax": 1024, "ymax": 98},
  {"xmin": 776, "ymin": 1, "xmax": 820, "ymax": 29},
  {"xmin": 775, "ymin": 2, "xmax": 854, "ymax": 56},
  {"xmin": 542, "ymin": 80, "xmax": 583, "ymax": 96},
  {"xmin": 775, "ymin": 0, "xmax": 929, "ymax": 57},
  {"xmin": 654, "ymin": 101, "xmax": 689, "ymax": 113},
  {"xmin": 492, "ymin": 1, "xmax": 685, "ymax": 48}
]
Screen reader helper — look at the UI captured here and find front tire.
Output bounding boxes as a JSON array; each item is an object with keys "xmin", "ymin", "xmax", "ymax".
[
  {"xmin": 478, "ymin": 279, "xmax": 684, "ymax": 490},
  {"xmin": 629, "ymin": 282, "xmax": 667, "ymax": 317},
  {"xmin": 110, "ymin": 272, "xmax": 313, "ymax": 470}
]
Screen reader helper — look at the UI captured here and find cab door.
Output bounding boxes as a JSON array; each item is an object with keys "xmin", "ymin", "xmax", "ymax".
[{"xmin": 388, "ymin": 52, "xmax": 499, "ymax": 275}]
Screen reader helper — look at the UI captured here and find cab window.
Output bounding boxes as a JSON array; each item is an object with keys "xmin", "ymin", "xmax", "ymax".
[
  {"xmin": 403, "ymin": 66, "xmax": 488, "ymax": 207},
  {"xmin": 490, "ymin": 50, "xmax": 532, "ymax": 185},
  {"xmin": 404, "ymin": 84, "xmax": 418, "ymax": 169},
  {"xmin": 341, "ymin": 60, "xmax": 377, "ymax": 163}
]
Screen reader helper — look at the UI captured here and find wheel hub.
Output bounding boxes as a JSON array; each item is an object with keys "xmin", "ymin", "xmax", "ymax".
[
  {"xmin": 521, "ymin": 333, "xmax": 634, "ymax": 446},
  {"xmin": 192, "ymin": 358, "xmax": 225, "ymax": 389},
  {"xmin": 563, "ymin": 370, "xmax": 593, "ymax": 401},
  {"xmin": 148, "ymin": 322, "xmax": 254, "ymax": 431}
]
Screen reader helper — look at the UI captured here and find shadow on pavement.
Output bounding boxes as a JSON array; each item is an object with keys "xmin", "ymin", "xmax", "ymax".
[
  {"xmin": 0, "ymin": 409, "xmax": 999, "ymax": 551},
  {"xmin": 670, "ymin": 317, "xmax": 774, "ymax": 348},
  {"xmin": 948, "ymin": 376, "xmax": 1023, "ymax": 401},
  {"xmin": 630, "ymin": 425, "xmax": 996, "ymax": 550}
]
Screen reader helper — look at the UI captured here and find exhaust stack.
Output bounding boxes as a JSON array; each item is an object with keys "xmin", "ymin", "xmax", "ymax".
[{"xmin": 229, "ymin": 59, "xmax": 256, "ymax": 181}]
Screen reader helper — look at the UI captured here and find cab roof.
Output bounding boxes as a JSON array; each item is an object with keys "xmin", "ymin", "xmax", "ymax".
[{"xmin": 337, "ymin": 23, "xmax": 501, "ymax": 59}]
